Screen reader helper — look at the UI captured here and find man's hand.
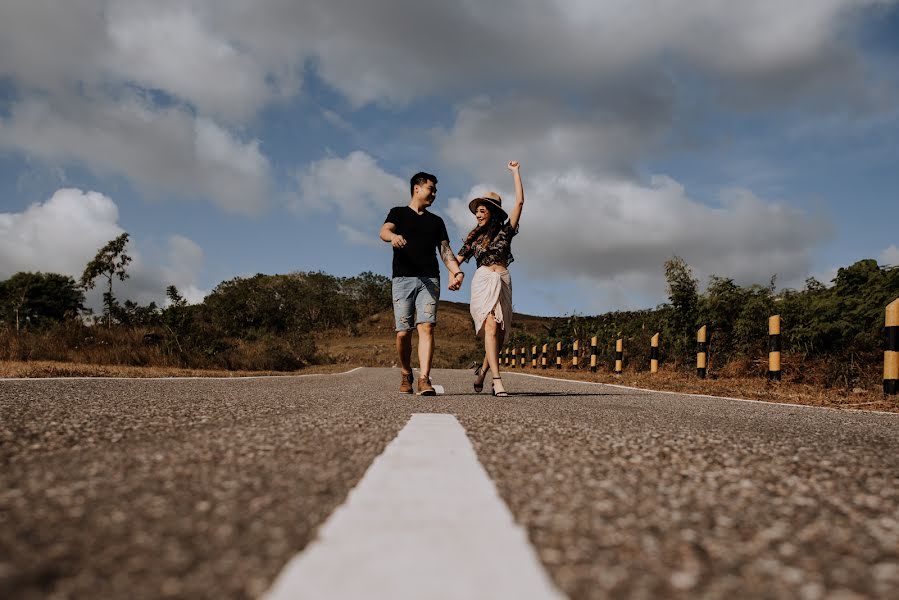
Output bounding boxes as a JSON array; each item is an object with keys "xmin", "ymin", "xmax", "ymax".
[
  {"xmin": 448, "ymin": 271, "xmax": 464, "ymax": 291},
  {"xmin": 507, "ymin": 160, "xmax": 520, "ymax": 172},
  {"xmin": 391, "ymin": 234, "xmax": 407, "ymax": 248}
]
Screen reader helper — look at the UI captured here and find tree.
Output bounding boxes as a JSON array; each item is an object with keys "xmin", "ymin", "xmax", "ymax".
[
  {"xmin": 114, "ymin": 299, "xmax": 160, "ymax": 327},
  {"xmin": 80, "ymin": 233, "xmax": 133, "ymax": 328},
  {"xmin": 165, "ymin": 285, "xmax": 187, "ymax": 308},
  {"xmin": 0, "ymin": 272, "xmax": 85, "ymax": 331},
  {"xmin": 664, "ymin": 255, "xmax": 699, "ymax": 363},
  {"xmin": 343, "ymin": 271, "xmax": 392, "ymax": 317},
  {"xmin": 699, "ymin": 276, "xmax": 745, "ymax": 359}
]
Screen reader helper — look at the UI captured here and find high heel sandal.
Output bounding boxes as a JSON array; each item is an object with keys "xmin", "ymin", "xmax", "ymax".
[
  {"xmin": 492, "ymin": 377, "xmax": 509, "ymax": 397},
  {"xmin": 473, "ymin": 365, "xmax": 484, "ymax": 393}
]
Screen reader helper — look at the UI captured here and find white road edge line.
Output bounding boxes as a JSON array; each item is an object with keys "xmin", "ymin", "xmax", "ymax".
[
  {"xmin": 263, "ymin": 413, "xmax": 568, "ymax": 600},
  {"xmin": 0, "ymin": 366, "xmax": 364, "ymax": 382},
  {"xmin": 508, "ymin": 371, "xmax": 899, "ymax": 417}
]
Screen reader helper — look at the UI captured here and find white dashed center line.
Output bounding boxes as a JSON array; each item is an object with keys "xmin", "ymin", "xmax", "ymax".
[{"xmin": 263, "ymin": 413, "xmax": 567, "ymax": 600}]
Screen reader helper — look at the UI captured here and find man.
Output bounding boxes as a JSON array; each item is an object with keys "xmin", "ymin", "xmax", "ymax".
[{"xmin": 380, "ymin": 172, "xmax": 465, "ymax": 395}]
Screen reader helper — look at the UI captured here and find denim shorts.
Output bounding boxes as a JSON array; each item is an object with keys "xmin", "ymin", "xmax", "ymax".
[{"xmin": 392, "ymin": 276, "xmax": 440, "ymax": 331}]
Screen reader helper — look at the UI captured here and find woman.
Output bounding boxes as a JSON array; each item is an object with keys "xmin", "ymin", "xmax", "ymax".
[{"xmin": 456, "ymin": 160, "xmax": 524, "ymax": 396}]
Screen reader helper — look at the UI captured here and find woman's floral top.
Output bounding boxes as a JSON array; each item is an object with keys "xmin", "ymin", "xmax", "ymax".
[{"xmin": 457, "ymin": 221, "xmax": 518, "ymax": 268}]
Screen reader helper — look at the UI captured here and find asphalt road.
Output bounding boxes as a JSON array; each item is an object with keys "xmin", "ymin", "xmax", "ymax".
[{"xmin": 2, "ymin": 368, "xmax": 897, "ymax": 599}]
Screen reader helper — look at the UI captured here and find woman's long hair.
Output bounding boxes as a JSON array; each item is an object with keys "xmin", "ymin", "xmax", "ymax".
[{"xmin": 463, "ymin": 204, "xmax": 504, "ymax": 253}]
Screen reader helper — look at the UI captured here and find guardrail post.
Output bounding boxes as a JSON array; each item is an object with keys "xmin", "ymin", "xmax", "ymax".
[
  {"xmin": 768, "ymin": 316, "xmax": 782, "ymax": 381},
  {"xmin": 615, "ymin": 338, "xmax": 623, "ymax": 375},
  {"xmin": 590, "ymin": 336, "xmax": 597, "ymax": 372},
  {"xmin": 520, "ymin": 346, "xmax": 526, "ymax": 369},
  {"xmin": 885, "ymin": 299, "xmax": 898, "ymax": 395},
  {"xmin": 572, "ymin": 339, "xmax": 580, "ymax": 369},
  {"xmin": 555, "ymin": 341, "xmax": 562, "ymax": 369},
  {"xmin": 531, "ymin": 345, "xmax": 537, "ymax": 369},
  {"xmin": 651, "ymin": 333, "xmax": 659, "ymax": 374},
  {"xmin": 541, "ymin": 343, "xmax": 548, "ymax": 369},
  {"xmin": 697, "ymin": 325, "xmax": 708, "ymax": 378}
]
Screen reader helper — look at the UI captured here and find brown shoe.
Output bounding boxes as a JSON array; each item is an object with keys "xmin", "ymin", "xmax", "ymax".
[
  {"xmin": 418, "ymin": 375, "xmax": 436, "ymax": 396},
  {"xmin": 399, "ymin": 372, "xmax": 414, "ymax": 394}
]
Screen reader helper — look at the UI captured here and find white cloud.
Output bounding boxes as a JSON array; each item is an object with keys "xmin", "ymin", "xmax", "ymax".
[
  {"xmin": 5, "ymin": 0, "xmax": 879, "ymax": 110},
  {"xmin": 0, "ymin": 189, "xmax": 123, "ymax": 279},
  {"xmin": 0, "ymin": 0, "xmax": 107, "ymax": 95},
  {"xmin": 436, "ymin": 93, "xmax": 673, "ymax": 180},
  {"xmin": 200, "ymin": 0, "xmax": 890, "ymax": 108},
  {"xmin": 0, "ymin": 94, "xmax": 270, "ymax": 215},
  {"xmin": 0, "ymin": 188, "xmax": 208, "ymax": 308},
  {"xmin": 0, "ymin": 0, "xmax": 279, "ymax": 213},
  {"xmin": 336, "ymin": 223, "xmax": 382, "ymax": 248},
  {"xmin": 104, "ymin": 2, "xmax": 288, "ymax": 121},
  {"xmin": 0, "ymin": 0, "xmax": 299, "ymax": 121},
  {"xmin": 881, "ymin": 244, "xmax": 899, "ymax": 267},
  {"xmin": 1, "ymin": 0, "xmax": 893, "ymax": 217},
  {"xmin": 447, "ymin": 170, "xmax": 832, "ymax": 294},
  {"xmin": 293, "ymin": 151, "xmax": 407, "ymax": 222},
  {"xmin": 159, "ymin": 235, "xmax": 207, "ymax": 304}
]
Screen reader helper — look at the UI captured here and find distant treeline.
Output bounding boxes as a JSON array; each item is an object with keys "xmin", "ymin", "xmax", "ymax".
[
  {"xmin": 0, "ymin": 268, "xmax": 391, "ymax": 371},
  {"xmin": 505, "ymin": 257, "xmax": 899, "ymax": 389},
  {"xmin": 2, "ymin": 232, "xmax": 897, "ymax": 382}
]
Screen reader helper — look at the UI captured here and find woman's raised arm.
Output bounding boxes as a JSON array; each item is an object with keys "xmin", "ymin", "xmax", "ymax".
[{"xmin": 507, "ymin": 160, "xmax": 524, "ymax": 230}]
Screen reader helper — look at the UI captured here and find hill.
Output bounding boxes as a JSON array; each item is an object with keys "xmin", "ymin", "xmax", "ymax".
[{"xmin": 316, "ymin": 300, "xmax": 555, "ymax": 369}]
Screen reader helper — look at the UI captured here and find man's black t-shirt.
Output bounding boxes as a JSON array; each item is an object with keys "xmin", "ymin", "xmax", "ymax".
[{"xmin": 384, "ymin": 206, "xmax": 450, "ymax": 278}]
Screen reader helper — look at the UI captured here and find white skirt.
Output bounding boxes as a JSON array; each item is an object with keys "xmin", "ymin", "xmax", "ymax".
[{"xmin": 469, "ymin": 266, "xmax": 512, "ymax": 337}]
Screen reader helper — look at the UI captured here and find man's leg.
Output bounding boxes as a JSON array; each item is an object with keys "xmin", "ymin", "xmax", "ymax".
[
  {"xmin": 392, "ymin": 277, "xmax": 416, "ymax": 393},
  {"xmin": 414, "ymin": 277, "xmax": 440, "ymax": 395},
  {"xmin": 416, "ymin": 322, "xmax": 434, "ymax": 379},
  {"xmin": 397, "ymin": 331, "xmax": 413, "ymax": 374}
]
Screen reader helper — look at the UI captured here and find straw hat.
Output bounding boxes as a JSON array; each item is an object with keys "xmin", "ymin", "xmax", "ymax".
[{"xmin": 467, "ymin": 191, "xmax": 507, "ymax": 221}]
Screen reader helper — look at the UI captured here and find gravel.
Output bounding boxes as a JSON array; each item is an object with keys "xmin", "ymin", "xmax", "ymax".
[
  {"xmin": 2, "ymin": 368, "xmax": 897, "ymax": 599},
  {"xmin": 1, "ymin": 372, "xmax": 408, "ymax": 599}
]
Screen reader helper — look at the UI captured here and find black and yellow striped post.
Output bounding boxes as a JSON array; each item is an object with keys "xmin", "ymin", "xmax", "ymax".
[
  {"xmin": 614, "ymin": 339, "xmax": 623, "ymax": 375},
  {"xmin": 768, "ymin": 315, "xmax": 782, "ymax": 381},
  {"xmin": 541, "ymin": 343, "xmax": 548, "ymax": 369},
  {"xmin": 520, "ymin": 346, "xmax": 526, "ymax": 368},
  {"xmin": 697, "ymin": 325, "xmax": 708, "ymax": 378},
  {"xmin": 531, "ymin": 345, "xmax": 537, "ymax": 369},
  {"xmin": 885, "ymin": 299, "xmax": 899, "ymax": 395},
  {"xmin": 650, "ymin": 333, "xmax": 659, "ymax": 374},
  {"xmin": 555, "ymin": 341, "xmax": 562, "ymax": 369},
  {"xmin": 510, "ymin": 347, "xmax": 516, "ymax": 368},
  {"xmin": 572, "ymin": 339, "xmax": 580, "ymax": 369},
  {"xmin": 590, "ymin": 336, "xmax": 597, "ymax": 372}
]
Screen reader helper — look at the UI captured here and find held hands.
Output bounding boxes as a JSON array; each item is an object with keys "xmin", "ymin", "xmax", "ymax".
[
  {"xmin": 391, "ymin": 234, "xmax": 407, "ymax": 249},
  {"xmin": 447, "ymin": 271, "xmax": 464, "ymax": 291},
  {"xmin": 507, "ymin": 160, "xmax": 520, "ymax": 172}
]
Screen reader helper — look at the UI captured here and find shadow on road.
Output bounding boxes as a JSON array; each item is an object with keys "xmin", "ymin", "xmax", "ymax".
[{"xmin": 437, "ymin": 391, "xmax": 630, "ymax": 398}]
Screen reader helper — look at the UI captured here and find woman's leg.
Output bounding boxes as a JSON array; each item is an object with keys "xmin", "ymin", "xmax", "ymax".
[
  {"xmin": 483, "ymin": 314, "xmax": 505, "ymax": 394},
  {"xmin": 475, "ymin": 352, "xmax": 489, "ymax": 387}
]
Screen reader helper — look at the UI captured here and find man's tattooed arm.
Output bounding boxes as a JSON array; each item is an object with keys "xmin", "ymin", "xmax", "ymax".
[{"xmin": 440, "ymin": 240, "xmax": 459, "ymax": 270}]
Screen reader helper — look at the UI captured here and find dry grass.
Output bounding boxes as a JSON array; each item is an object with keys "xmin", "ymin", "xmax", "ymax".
[
  {"xmin": 315, "ymin": 300, "xmax": 549, "ymax": 369},
  {"xmin": 503, "ymin": 364, "xmax": 899, "ymax": 413},
  {"xmin": 0, "ymin": 360, "xmax": 353, "ymax": 379}
]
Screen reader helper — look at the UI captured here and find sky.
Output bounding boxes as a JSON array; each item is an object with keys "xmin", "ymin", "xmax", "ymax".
[{"xmin": 1, "ymin": 0, "xmax": 898, "ymax": 317}]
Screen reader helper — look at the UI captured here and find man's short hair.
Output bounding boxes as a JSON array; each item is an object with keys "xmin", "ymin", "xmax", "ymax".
[{"xmin": 410, "ymin": 172, "xmax": 437, "ymax": 196}]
